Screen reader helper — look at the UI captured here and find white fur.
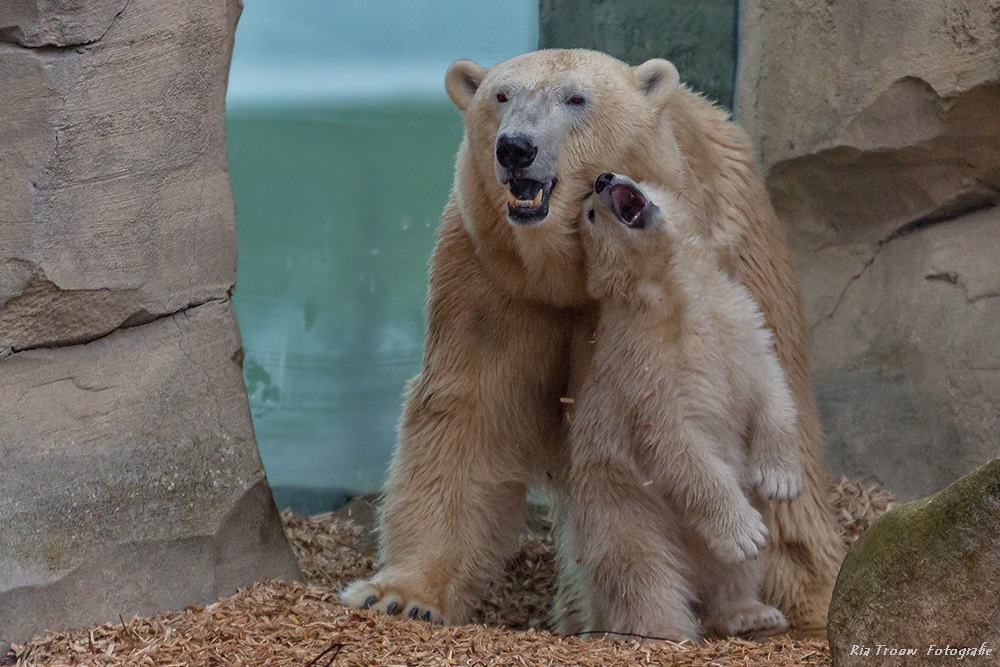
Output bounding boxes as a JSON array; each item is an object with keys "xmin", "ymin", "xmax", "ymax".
[
  {"xmin": 566, "ymin": 176, "xmax": 802, "ymax": 639},
  {"xmin": 341, "ymin": 49, "xmax": 842, "ymax": 632}
]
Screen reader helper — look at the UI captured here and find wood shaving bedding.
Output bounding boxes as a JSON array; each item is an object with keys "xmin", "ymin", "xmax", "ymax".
[{"xmin": 8, "ymin": 478, "xmax": 892, "ymax": 667}]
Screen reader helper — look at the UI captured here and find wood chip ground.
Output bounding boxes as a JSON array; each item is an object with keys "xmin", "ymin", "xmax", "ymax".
[{"xmin": 8, "ymin": 478, "xmax": 894, "ymax": 666}]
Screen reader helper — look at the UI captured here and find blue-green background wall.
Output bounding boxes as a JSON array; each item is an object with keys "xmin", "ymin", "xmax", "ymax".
[
  {"xmin": 540, "ymin": 0, "xmax": 738, "ymax": 108},
  {"xmin": 227, "ymin": 1, "xmax": 537, "ymax": 510},
  {"xmin": 227, "ymin": 1, "xmax": 738, "ymax": 511}
]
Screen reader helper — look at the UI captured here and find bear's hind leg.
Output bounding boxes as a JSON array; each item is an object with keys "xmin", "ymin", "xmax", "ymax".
[
  {"xmin": 699, "ymin": 548, "xmax": 788, "ymax": 637},
  {"xmin": 548, "ymin": 496, "xmax": 591, "ymax": 634},
  {"xmin": 571, "ymin": 460, "xmax": 700, "ymax": 642}
]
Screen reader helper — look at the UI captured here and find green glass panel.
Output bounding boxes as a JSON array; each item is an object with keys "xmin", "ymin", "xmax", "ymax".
[
  {"xmin": 228, "ymin": 104, "xmax": 464, "ymax": 494},
  {"xmin": 539, "ymin": 0, "xmax": 739, "ymax": 109}
]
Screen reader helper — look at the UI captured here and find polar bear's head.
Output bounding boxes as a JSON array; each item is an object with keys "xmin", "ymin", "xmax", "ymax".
[
  {"xmin": 580, "ymin": 172, "xmax": 690, "ymax": 302},
  {"xmin": 445, "ymin": 50, "xmax": 684, "ymax": 306}
]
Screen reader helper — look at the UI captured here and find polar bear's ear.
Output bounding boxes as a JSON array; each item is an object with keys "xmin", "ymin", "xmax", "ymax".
[
  {"xmin": 446, "ymin": 59, "xmax": 487, "ymax": 112},
  {"xmin": 634, "ymin": 59, "xmax": 680, "ymax": 108}
]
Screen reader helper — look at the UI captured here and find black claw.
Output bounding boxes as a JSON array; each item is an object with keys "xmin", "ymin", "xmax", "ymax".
[
  {"xmin": 422, "ymin": 610, "xmax": 432, "ymax": 622},
  {"xmin": 363, "ymin": 595, "xmax": 377, "ymax": 609},
  {"xmin": 408, "ymin": 607, "xmax": 420, "ymax": 619},
  {"xmin": 385, "ymin": 601, "xmax": 399, "ymax": 615}
]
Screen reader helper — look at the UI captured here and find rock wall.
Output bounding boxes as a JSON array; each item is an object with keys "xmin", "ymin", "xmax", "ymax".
[
  {"xmin": 0, "ymin": 0, "xmax": 299, "ymax": 642},
  {"xmin": 736, "ymin": 0, "xmax": 1000, "ymax": 500}
]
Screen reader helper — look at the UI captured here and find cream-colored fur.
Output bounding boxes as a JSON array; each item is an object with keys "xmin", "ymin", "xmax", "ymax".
[
  {"xmin": 341, "ymin": 49, "xmax": 844, "ymax": 632},
  {"xmin": 566, "ymin": 174, "xmax": 801, "ymax": 640}
]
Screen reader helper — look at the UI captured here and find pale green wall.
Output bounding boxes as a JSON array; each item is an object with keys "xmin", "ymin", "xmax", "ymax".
[
  {"xmin": 227, "ymin": 1, "xmax": 538, "ymax": 510},
  {"xmin": 229, "ymin": 1, "xmax": 739, "ymax": 511}
]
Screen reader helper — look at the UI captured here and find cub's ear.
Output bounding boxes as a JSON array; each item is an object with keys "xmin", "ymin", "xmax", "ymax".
[
  {"xmin": 634, "ymin": 59, "xmax": 680, "ymax": 108},
  {"xmin": 445, "ymin": 59, "xmax": 487, "ymax": 112}
]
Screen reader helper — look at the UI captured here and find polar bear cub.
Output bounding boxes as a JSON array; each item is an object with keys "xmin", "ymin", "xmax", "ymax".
[{"xmin": 568, "ymin": 173, "xmax": 803, "ymax": 640}]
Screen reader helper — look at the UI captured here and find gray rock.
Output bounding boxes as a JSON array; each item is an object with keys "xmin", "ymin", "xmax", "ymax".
[
  {"xmin": 735, "ymin": 0, "xmax": 1000, "ymax": 500},
  {"xmin": 828, "ymin": 456, "xmax": 1000, "ymax": 666},
  {"xmin": 0, "ymin": 0, "xmax": 297, "ymax": 643},
  {"xmin": 0, "ymin": 0, "xmax": 241, "ymax": 351},
  {"xmin": 0, "ymin": 0, "xmax": 128, "ymax": 47},
  {"xmin": 736, "ymin": 0, "xmax": 1000, "ymax": 180},
  {"xmin": 0, "ymin": 300, "xmax": 300, "ymax": 642},
  {"xmin": 812, "ymin": 206, "xmax": 1000, "ymax": 501}
]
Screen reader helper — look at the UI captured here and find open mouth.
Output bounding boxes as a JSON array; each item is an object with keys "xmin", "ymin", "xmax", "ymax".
[
  {"xmin": 505, "ymin": 178, "xmax": 557, "ymax": 224},
  {"xmin": 595, "ymin": 174, "xmax": 652, "ymax": 229},
  {"xmin": 609, "ymin": 183, "xmax": 649, "ymax": 227}
]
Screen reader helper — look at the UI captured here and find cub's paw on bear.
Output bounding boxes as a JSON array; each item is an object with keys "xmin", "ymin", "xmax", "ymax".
[
  {"xmin": 752, "ymin": 460, "xmax": 805, "ymax": 502},
  {"xmin": 697, "ymin": 499, "xmax": 769, "ymax": 564}
]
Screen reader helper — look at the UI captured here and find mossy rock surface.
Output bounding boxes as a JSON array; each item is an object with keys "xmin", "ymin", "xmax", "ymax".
[{"xmin": 828, "ymin": 456, "xmax": 1000, "ymax": 666}]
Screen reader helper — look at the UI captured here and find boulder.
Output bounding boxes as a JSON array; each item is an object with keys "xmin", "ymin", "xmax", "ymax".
[
  {"xmin": 0, "ymin": 301, "xmax": 300, "ymax": 642},
  {"xmin": 735, "ymin": 0, "xmax": 1000, "ymax": 500},
  {"xmin": 0, "ymin": 0, "xmax": 240, "ymax": 352},
  {"xmin": 0, "ymin": 0, "xmax": 298, "ymax": 643},
  {"xmin": 828, "ymin": 456, "xmax": 1000, "ymax": 666},
  {"xmin": 0, "ymin": 0, "xmax": 128, "ymax": 47}
]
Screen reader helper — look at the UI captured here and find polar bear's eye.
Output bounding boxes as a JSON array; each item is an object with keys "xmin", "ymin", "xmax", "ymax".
[
  {"xmin": 496, "ymin": 92, "xmax": 509, "ymax": 103},
  {"xmin": 567, "ymin": 95, "xmax": 586, "ymax": 106},
  {"xmin": 587, "ymin": 209, "xmax": 595, "ymax": 222}
]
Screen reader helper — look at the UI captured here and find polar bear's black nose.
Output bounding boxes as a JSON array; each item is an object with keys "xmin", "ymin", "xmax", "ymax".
[
  {"xmin": 594, "ymin": 173, "xmax": 615, "ymax": 193},
  {"xmin": 496, "ymin": 134, "xmax": 538, "ymax": 170}
]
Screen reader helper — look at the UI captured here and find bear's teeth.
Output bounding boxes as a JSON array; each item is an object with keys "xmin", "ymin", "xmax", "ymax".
[{"xmin": 506, "ymin": 183, "xmax": 545, "ymax": 208}]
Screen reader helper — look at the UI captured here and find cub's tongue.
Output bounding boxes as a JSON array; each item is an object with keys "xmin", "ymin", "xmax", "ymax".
[{"xmin": 610, "ymin": 183, "xmax": 648, "ymax": 225}]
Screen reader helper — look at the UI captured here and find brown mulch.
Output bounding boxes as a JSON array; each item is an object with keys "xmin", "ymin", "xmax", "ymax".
[
  {"xmin": 829, "ymin": 476, "xmax": 896, "ymax": 545},
  {"xmin": 9, "ymin": 585, "xmax": 830, "ymax": 667},
  {"xmin": 8, "ymin": 477, "xmax": 894, "ymax": 667}
]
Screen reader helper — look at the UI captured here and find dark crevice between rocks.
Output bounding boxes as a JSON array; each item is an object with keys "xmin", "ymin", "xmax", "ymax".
[
  {"xmin": 2, "ymin": 295, "xmax": 229, "ymax": 358},
  {"xmin": 812, "ymin": 199, "xmax": 999, "ymax": 330},
  {"xmin": 879, "ymin": 195, "xmax": 998, "ymax": 247},
  {"xmin": 926, "ymin": 271, "xmax": 1000, "ymax": 304},
  {"xmin": 92, "ymin": 0, "xmax": 131, "ymax": 45},
  {"xmin": 0, "ymin": 0, "xmax": 129, "ymax": 51}
]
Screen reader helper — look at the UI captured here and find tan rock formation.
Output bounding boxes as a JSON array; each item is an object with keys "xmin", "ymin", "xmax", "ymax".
[
  {"xmin": 0, "ymin": 0, "xmax": 299, "ymax": 642},
  {"xmin": 736, "ymin": 0, "xmax": 1000, "ymax": 500}
]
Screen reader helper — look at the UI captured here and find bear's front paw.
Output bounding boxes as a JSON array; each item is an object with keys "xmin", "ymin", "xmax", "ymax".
[
  {"xmin": 341, "ymin": 576, "xmax": 446, "ymax": 625},
  {"xmin": 751, "ymin": 462, "xmax": 803, "ymax": 502},
  {"xmin": 702, "ymin": 503, "xmax": 768, "ymax": 564}
]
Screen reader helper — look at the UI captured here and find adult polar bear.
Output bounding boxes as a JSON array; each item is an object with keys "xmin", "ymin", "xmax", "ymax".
[{"xmin": 343, "ymin": 49, "xmax": 843, "ymax": 631}]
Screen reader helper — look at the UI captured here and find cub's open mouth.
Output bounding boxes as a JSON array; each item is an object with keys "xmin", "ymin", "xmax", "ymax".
[
  {"xmin": 609, "ymin": 183, "xmax": 649, "ymax": 227},
  {"xmin": 595, "ymin": 173, "xmax": 652, "ymax": 229},
  {"xmin": 505, "ymin": 178, "xmax": 557, "ymax": 224}
]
